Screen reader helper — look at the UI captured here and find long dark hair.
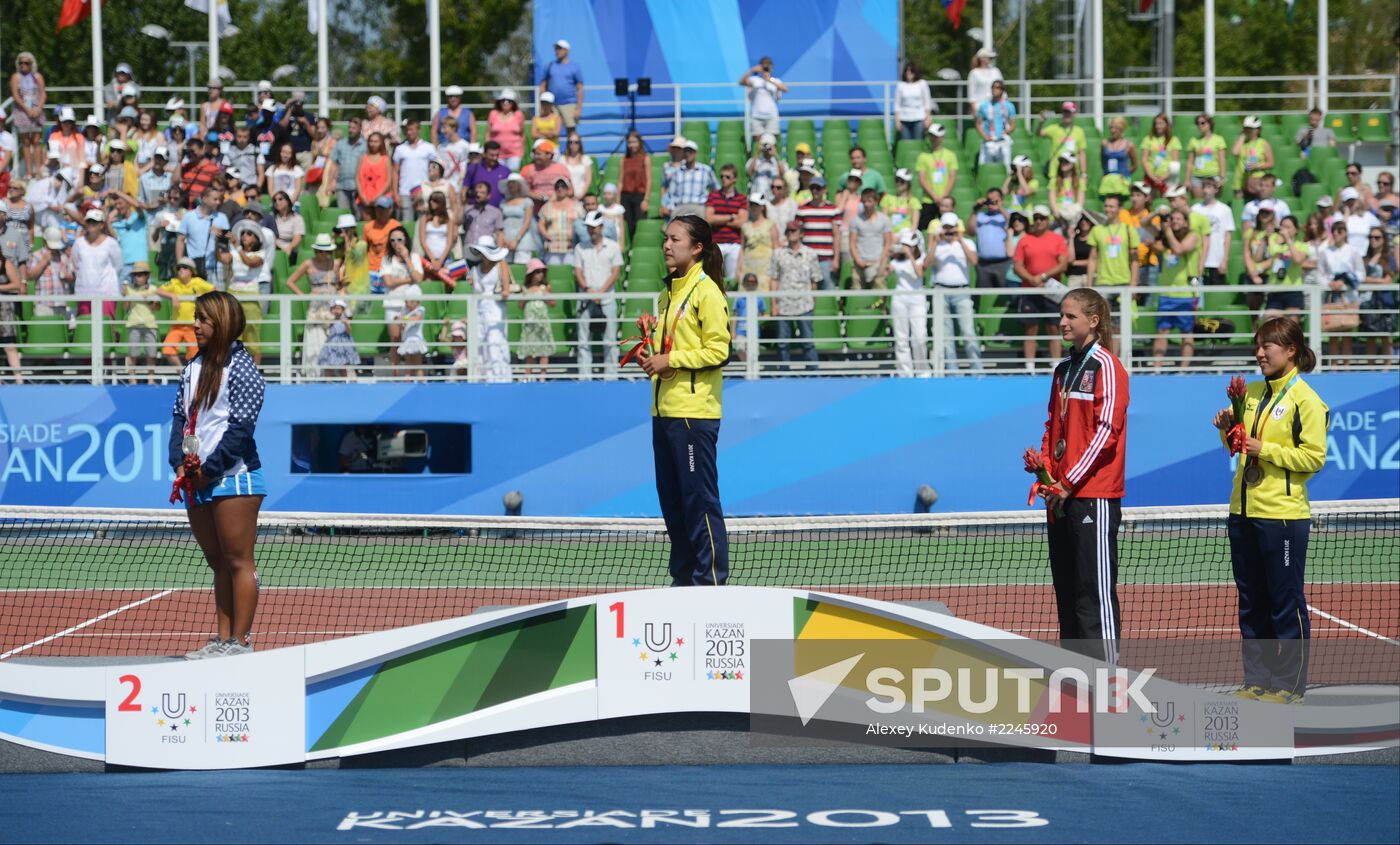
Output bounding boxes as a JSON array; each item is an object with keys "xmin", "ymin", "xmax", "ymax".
[
  {"xmin": 666, "ymin": 215, "xmax": 726, "ymax": 286},
  {"xmin": 191, "ymin": 290, "xmax": 246, "ymax": 413},
  {"xmin": 1255, "ymin": 316, "xmax": 1317, "ymax": 373},
  {"xmin": 1063, "ymin": 288, "xmax": 1114, "ymax": 351},
  {"xmin": 625, "ymin": 129, "xmax": 645, "ymax": 158}
]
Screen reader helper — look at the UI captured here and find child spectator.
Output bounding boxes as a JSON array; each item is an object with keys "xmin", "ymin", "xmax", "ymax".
[
  {"xmin": 516, "ymin": 259, "xmax": 556, "ymax": 380},
  {"xmin": 395, "ymin": 284, "xmax": 427, "ymax": 381},
  {"xmin": 122, "ymin": 261, "xmax": 161, "ymax": 383},
  {"xmin": 730, "ymin": 272, "xmax": 767, "ymax": 361},
  {"xmin": 156, "ymin": 257, "xmax": 215, "ymax": 366},
  {"xmin": 317, "ymin": 299, "xmax": 360, "ymax": 379}
]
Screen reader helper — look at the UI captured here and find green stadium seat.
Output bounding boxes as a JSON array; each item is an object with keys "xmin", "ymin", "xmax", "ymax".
[
  {"xmin": 629, "ymin": 246, "xmax": 665, "ymax": 277},
  {"xmin": 977, "ymin": 163, "xmax": 1009, "ymax": 194},
  {"xmin": 682, "ymin": 119, "xmax": 711, "ymax": 149},
  {"xmin": 352, "ymin": 300, "xmax": 387, "ymax": 358},
  {"xmin": 716, "ymin": 120, "xmax": 745, "ymax": 142},
  {"xmin": 822, "ymin": 119, "xmax": 851, "ymax": 145},
  {"xmin": 273, "ymin": 250, "xmax": 292, "ymax": 293},
  {"xmin": 631, "ymin": 227, "xmax": 663, "ymax": 250},
  {"xmin": 1297, "ymin": 182, "xmax": 1327, "ymax": 212},
  {"xmin": 1357, "ymin": 112, "xmax": 1392, "ymax": 143},
  {"xmin": 1323, "ymin": 113, "xmax": 1357, "ymax": 143},
  {"xmin": 258, "ymin": 300, "xmax": 283, "ymax": 360},
  {"xmin": 843, "ymin": 290, "xmax": 891, "ymax": 351},
  {"xmin": 20, "ymin": 317, "xmax": 69, "ymax": 358},
  {"xmin": 812, "ymin": 292, "xmax": 843, "ymax": 353}
]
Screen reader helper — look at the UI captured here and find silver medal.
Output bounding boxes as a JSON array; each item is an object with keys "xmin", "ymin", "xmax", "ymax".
[
  {"xmin": 1053, "ymin": 438, "xmax": 1066, "ymax": 461},
  {"xmin": 182, "ymin": 434, "xmax": 201, "ymax": 456}
]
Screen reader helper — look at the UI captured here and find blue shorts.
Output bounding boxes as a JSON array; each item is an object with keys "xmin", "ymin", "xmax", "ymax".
[
  {"xmin": 1156, "ymin": 296, "xmax": 1196, "ymax": 333},
  {"xmin": 190, "ymin": 468, "xmax": 267, "ymax": 505}
]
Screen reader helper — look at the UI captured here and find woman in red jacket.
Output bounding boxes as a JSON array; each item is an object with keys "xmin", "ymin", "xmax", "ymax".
[{"xmin": 1026, "ymin": 288, "xmax": 1130, "ymax": 663}]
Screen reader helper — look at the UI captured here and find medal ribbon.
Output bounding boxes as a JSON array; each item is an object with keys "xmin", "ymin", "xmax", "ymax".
[
  {"xmin": 1241, "ymin": 373, "xmax": 1299, "ymax": 478},
  {"xmin": 1058, "ymin": 341, "xmax": 1098, "ymax": 424},
  {"xmin": 169, "ymin": 405, "xmax": 202, "ymax": 505}
]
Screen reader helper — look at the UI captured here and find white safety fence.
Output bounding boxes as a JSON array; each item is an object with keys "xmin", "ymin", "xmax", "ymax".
[{"xmin": 3, "ymin": 284, "xmax": 1394, "ymax": 385}]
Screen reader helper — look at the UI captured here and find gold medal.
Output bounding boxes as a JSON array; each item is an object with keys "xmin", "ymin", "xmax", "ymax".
[
  {"xmin": 1054, "ymin": 438, "xmax": 1066, "ymax": 461},
  {"xmin": 1243, "ymin": 464, "xmax": 1264, "ymax": 486}
]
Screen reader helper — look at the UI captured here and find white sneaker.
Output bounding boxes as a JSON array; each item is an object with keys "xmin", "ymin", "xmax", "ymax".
[
  {"xmin": 184, "ymin": 637, "xmax": 223, "ymax": 660},
  {"xmin": 1024, "ymin": 360, "xmax": 1036, "ymax": 372},
  {"xmin": 221, "ymin": 639, "xmax": 253, "ymax": 657}
]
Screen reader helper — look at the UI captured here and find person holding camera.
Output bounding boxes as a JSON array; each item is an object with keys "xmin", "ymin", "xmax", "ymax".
[
  {"xmin": 1150, "ymin": 209, "xmax": 1202, "ymax": 368},
  {"xmin": 968, "ymin": 189, "xmax": 1011, "ymax": 290},
  {"xmin": 930, "ymin": 213, "xmax": 982, "ymax": 373},
  {"xmin": 275, "ymin": 92, "xmax": 316, "ymax": 168},
  {"xmin": 888, "ymin": 229, "xmax": 931, "ymax": 375},
  {"xmin": 740, "ymin": 57, "xmax": 787, "ymax": 149},
  {"xmin": 746, "ymin": 133, "xmax": 787, "ymax": 201},
  {"xmin": 176, "ymin": 185, "xmax": 228, "ymax": 279}
]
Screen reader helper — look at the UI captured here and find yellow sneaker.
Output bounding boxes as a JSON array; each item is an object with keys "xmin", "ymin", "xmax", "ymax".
[
  {"xmin": 1256, "ymin": 689, "xmax": 1304, "ymax": 705},
  {"xmin": 1231, "ymin": 685, "xmax": 1269, "ymax": 700}
]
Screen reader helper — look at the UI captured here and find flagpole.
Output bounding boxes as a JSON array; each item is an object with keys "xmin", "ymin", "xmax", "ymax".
[
  {"xmin": 208, "ymin": 1, "xmax": 220, "ymax": 92},
  {"xmin": 428, "ymin": 0, "xmax": 442, "ymax": 120},
  {"xmin": 1316, "ymin": 0, "xmax": 1328, "ymax": 112},
  {"xmin": 91, "ymin": 0, "xmax": 105, "ymax": 118},
  {"xmin": 983, "ymin": 0, "xmax": 993, "ymax": 49},
  {"xmin": 318, "ymin": 0, "xmax": 330, "ymax": 119},
  {"xmin": 1204, "ymin": 0, "xmax": 1215, "ymax": 115},
  {"xmin": 1091, "ymin": 0, "xmax": 1103, "ymax": 131}
]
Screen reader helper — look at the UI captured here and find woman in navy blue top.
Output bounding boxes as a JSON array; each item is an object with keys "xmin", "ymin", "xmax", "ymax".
[{"xmin": 169, "ymin": 290, "xmax": 266, "ymax": 659}]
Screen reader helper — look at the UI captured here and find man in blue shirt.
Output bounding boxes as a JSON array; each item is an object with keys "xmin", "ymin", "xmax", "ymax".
[
  {"xmin": 539, "ymin": 39, "xmax": 585, "ymax": 130},
  {"xmin": 968, "ymin": 188, "xmax": 1012, "ymax": 288},
  {"xmin": 328, "ymin": 117, "xmax": 367, "ymax": 213},
  {"xmin": 176, "ymin": 187, "xmax": 230, "ymax": 278},
  {"xmin": 110, "ymin": 194, "xmax": 150, "ymax": 282}
]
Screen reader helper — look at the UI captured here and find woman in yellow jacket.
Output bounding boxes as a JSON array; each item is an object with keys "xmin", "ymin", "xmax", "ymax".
[
  {"xmin": 1212, "ymin": 317, "xmax": 1328, "ymax": 704},
  {"xmin": 640, "ymin": 215, "xmax": 732, "ymax": 586}
]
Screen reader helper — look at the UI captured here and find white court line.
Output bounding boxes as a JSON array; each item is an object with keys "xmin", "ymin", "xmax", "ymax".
[
  {"xmin": 1308, "ymin": 604, "xmax": 1400, "ymax": 646},
  {"xmin": 0, "ymin": 589, "xmax": 176, "ymax": 659}
]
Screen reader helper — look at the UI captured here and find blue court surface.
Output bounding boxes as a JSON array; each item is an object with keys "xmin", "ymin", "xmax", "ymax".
[{"xmin": 2, "ymin": 762, "xmax": 1397, "ymax": 844}]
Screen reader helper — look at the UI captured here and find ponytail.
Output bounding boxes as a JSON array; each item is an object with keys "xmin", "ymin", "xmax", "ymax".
[
  {"xmin": 1063, "ymin": 287, "xmax": 1114, "ymax": 350},
  {"xmin": 667, "ymin": 215, "xmax": 728, "ymax": 289}
]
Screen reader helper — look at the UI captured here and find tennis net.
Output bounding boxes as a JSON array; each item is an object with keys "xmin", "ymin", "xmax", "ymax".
[{"xmin": 2, "ymin": 501, "xmax": 1396, "ymax": 665}]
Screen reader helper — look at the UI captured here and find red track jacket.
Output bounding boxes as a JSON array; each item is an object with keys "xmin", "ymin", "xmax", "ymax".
[{"xmin": 1040, "ymin": 342, "xmax": 1130, "ymax": 499}]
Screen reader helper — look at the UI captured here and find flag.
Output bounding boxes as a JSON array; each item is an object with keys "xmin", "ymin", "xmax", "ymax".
[
  {"xmin": 941, "ymin": 0, "xmax": 967, "ymax": 28},
  {"xmin": 56, "ymin": 0, "xmax": 104, "ymax": 32},
  {"xmin": 184, "ymin": 0, "xmax": 234, "ymax": 35},
  {"xmin": 444, "ymin": 259, "xmax": 469, "ymax": 281},
  {"xmin": 308, "ymin": 0, "xmax": 320, "ymax": 34},
  {"xmin": 1140, "ymin": 0, "xmax": 1154, "ymax": 12}
]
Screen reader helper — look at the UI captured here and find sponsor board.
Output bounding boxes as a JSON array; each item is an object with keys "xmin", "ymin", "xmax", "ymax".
[{"xmin": 335, "ymin": 807, "xmax": 1049, "ymax": 831}]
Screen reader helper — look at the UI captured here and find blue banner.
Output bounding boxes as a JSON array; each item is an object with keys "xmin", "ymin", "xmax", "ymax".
[{"xmin": 1, "ymin": 375, "xmax": 1395, "ymax": 515}]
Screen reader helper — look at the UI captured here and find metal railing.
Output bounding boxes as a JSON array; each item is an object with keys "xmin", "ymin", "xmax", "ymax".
[
  {"xmin": 3, "ymin": 284, "xmax": 1394, "ymax": 385},
  {"xmin": 30, "ymin": 73, "xmax": 1398, "ymax": 152}
]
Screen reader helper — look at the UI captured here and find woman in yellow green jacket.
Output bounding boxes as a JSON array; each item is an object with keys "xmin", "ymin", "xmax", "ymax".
[
  {"xmin": 1212, "ymin": 317, "xmax": 1328, "ymax": 704},
  {"xmin": 640, "ymin": 215, "xmax": 732, "ymax": 585}
]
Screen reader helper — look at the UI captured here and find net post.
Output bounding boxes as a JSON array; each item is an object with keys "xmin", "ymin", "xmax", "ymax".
[
  {"xmin": 279, "ymin": 298, "xmax": 293, "ymax": 383},
  {"xmin": 1117, "ymin": 290, "xmax": 1134, "ymax": 373},
  {"xmin": 90, "ymin": 299, "xmax": 104, "ymax": 385}
]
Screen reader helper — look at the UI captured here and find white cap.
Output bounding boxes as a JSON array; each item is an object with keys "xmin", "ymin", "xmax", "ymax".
[
  {"xmin": 602, "ymin": 182, "xmax": 618, "ymax": 194},
  {"xmin": 1059, "ymin": 149, "xmax": 1077, "ymax": 163},
  {"xmin": 43, "ymin": 226, "xmax": 65, "ymax": 250},
  {"xmin": 846, "ymin": 169, "xmax": 863, "ymax": 179},
  {"xmin": 898, "ymin": 228, "xmax": 922, "ymax": 247},
  {"xmin": 88, "ymin": 163, "xmax": 106, "ymax": 175},
  {"xmin": 939, "ymin": 212, "xmax": 961, "ymax": 228},
  {"xmin": 367, "ymin": 95, "xmax": 387, "ymax": 110},
  {"xmin": 1340, "ymin": 186, "xmax": 1360, "ymax": 202},
  {"xmin": 59, "ymin": 106, "xmax": 77, "ymax": 122},
  {"xmin": 927, "ymin": 123, "xmax": 946, "ymax": 137},
  {"xmin": 445, "ymin": 85, "xmax": 464, "ymax": 97},
  {"xmin": 1315, "ymin": 195, "xmax": 1334, "ymax": 207},
  {"xmin": 505, "ymin": 172, "xmax": 527, "ymax": 184},
  {"xmin": 1030, "ymin": 204, "xmax": 1053, "ymax": 218},
  {"xmin": 399, "ymin": 284, "xmax": 423, "ymax": 301},
  {"xmin": 669, "ymin": 136, "xmax": 687, "ymax": 148},
  {"xmin": 539, "ymin": 91, "xmax": 555, "ymax": 103},
  {"xmin": 1012, "ymin": 154, "xmax": 1032, "ymax": 168},
  {"xmin": 1164, "ymin": 185, "xmax": 1188, "ymax": 199},
  {"xmin": 466, "ymin": 142, "xmax": 484, "ymax": 154},
  {"xmin": 496, "ymin": 88, "xmax": 518, "ymax": 102},
  {"xmin": 46, "ymin": 141, "xmax": 61, "ymax": 159},
  {"xmin": 108, "ymin": 138, "xmax": 129, "ymax": 151},
  {"xmin": 748, "ymin": 194, "xmax": 768, "ymax": 205},
  {"xmin": 166, "ymin": 97, "xmax": 184, "ymax": 111},
  {"xmin": 335, "ymin": 213, "xmax": 358, "ymax": 230},
  {"xmin": 84, "ymin": 115, "xmax": 103, "ymax": 129},
  {"xmin": 584, "ymin": 210, "xmax": 606, "ymax": 228},
  {"xmin": 975, "ymin": 47, "xmax": 997, "ymax": 59},
  {"xmin": 532, "ymin": 137, "xmax": 553, "ymax": 151},
  {"xmin": 894, "ymin": 168, "xmax": 913, "ymax": 182},
  {"xmin": 115, "ymin": 62, "xmax": 133, "ymax": 75},
  {"xmin": 84, "ymin": 208, "xmax": 106, "ymax": 222},
  {"xmin": 759, "ymin": 132, "xmax": 777, "ymax": 146},
  {"xmin": 1131, "ymin": 181, "xmax": 1151, "ymax": 194},
  {"xmin": 1242, "ymin": 115, "xmax": 1262, "ymax": 129},
  {"xmin": 554, "ymin": 39, "xmax": 571, "ymax": 50},
  {"xmin": 260, "ymin": 98, "xmax": 277, "ymax": 112},
  {"xmin": 332, "ymin": 299, "xmax": 349, "ymax": 310},
  {"xmin": 683, "ymin": 139, "xmax": 699, "ymax": 151},
  {"xmin": 154, "ymin": 146, "xmax": 170, "ymax": 159},
  {"xmin": 258, "ymin": 80, "xmax": 274, "ymax": 92},
  {"xmin": 57, "ymin": 167, "xmax": 77, "ymax": 185}
]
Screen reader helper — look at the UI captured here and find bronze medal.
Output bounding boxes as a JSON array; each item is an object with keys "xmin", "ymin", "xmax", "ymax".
[
  {"xmin": 1243, "ymin": 464, "xmax": 1264, "ymax": 486},
  {"xmin": 1054, "ymin": 438, "xmax": 1066, "ymax": 461}
]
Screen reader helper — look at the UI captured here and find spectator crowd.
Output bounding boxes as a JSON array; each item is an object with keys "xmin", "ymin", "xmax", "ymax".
[{"xmin": 0, "ymin": 44, "xmax": 1394, "ymax": 383}]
